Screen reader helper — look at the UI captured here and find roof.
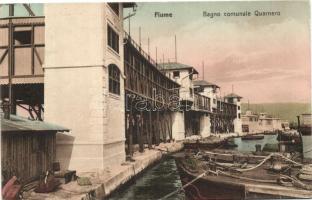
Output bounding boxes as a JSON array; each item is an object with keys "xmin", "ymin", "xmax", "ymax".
[
  {"xmin": 123, "ymin": 2, "xmax": 137, "ymax": 8},
  {"xmin": 193, "ymin": 80, "xmax": 220, "ymax": 88},
  {"xmin": 224, "ymin": 93, "xmax": 242, "ymax": 99},
  {"xmin": 1, "ymin": 114, "xmax": 69, "ymax": 133},
  {"xmin": 161, "ymin": 62, "xmax": 199, "ymax": 74}
]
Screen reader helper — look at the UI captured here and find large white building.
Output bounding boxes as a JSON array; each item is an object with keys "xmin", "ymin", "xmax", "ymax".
[
  {"xmin": 241, "ymin": 111, "xmax": 283, "ymax": 134},
  {"xmin": 44, "ymin": 3, "xmax": 134, "ymax": 171}
]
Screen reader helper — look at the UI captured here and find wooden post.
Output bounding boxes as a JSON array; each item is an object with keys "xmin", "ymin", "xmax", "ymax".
[
  {"xmin": 138, "ymin": 112, "xmax": 144, "ymax": 153},
  {"xmin": 167, "ymin": 113, "xmax": 173, "ymax": 141},
  {"xmin": 148, "ymin": 111, "xmax": 152, "ymax": 149},
  {"xmin": 160, "ymin": 113, "xmax": 165, "ymax": 143},
  {"xmin": 128, "ymin": 107, "xmax": 134, "ymax": 157},
  {"xmin": 156, "ymin": 111, "xmax": 160, "ymax": 145}
]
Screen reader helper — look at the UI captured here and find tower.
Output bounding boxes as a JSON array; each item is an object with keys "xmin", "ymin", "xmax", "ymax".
[
  {"xmin": 44, "ymin": 3, "xmax": 133, "ymax": 171},
  {"xmin": 224, "ymin": 93, "xmax": 243, "ymax": 134}
]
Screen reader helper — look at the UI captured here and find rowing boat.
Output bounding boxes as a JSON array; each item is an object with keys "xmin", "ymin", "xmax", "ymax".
[{"xmin": 173, "ymin": 150, "xmax": 312, "ymax": 199}]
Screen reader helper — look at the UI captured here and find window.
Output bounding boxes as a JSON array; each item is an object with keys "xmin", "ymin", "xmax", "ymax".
[
  {"xmin": 213, "ymin": 99, "xmax": 216, "ymax": 104},
  {"xmin": 238, "ymin": 113, "xmax": 241, "ymax": 119},
  {"xmin": 108, "ymin": 3, "xmax": 119, "ymax": 16},
  {"xmin": 194, "ymin": 87, "xmax": 203, "ymax": 93},
  {"xmin": 14, "ymin": 30, "xmax": 31, "ymax": 45},
  {"xmin": 238, "ymin": 106, "xmax": 240, "ymax": 110},
  {"xmin": 189, "ymin": 88, "xmax": 193, "ymax": 96},
  {"xmin": 108, "ymin": 64, "xmax": 120, "ymax": 95},
  {"xmin": 173, "ymin": 71, "xmax": 180, "ymax": 78},
  {"xmin": 107, "ymin": 25, "xmax": 119, "ymax": 53}
]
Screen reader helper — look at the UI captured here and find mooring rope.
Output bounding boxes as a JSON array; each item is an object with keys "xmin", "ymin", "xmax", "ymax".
[
  {"xmin": 236, "ymin": 152, "xmax": 303, "ymax": 172},
  {"xmin": 158, "ymin": 171, "xmax": 207, "ymax": 200},
  {"xmin": 159, "ymin": 152, "xmax": 304, "ymax": 199}
]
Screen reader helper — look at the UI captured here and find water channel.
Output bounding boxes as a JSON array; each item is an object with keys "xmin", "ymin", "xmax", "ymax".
[{"xmin": 109, "ymin": 134, "xmax": 280, "ymax": 200}]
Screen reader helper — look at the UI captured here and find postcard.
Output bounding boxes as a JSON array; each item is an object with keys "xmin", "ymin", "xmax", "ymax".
[{"xmin": 0, "ymin": 1, "xmax": 311, "ymax": 199}]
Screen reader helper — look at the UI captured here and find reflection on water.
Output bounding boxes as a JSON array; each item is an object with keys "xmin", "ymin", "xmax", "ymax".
[
  {"xmin": 232, "ymin": 134, "xmax": 278, "ymax": 152},
  {"xmin": 108, "ymin": 158, "xmax": 185, "ymax": 200}
]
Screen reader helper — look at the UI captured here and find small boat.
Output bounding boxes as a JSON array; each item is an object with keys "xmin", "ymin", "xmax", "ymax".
[
  {"xmin": 241, "ymin": 134, "xmax": 264, "ymax": 140},
  {"xmin": 183, "ymin": 136, "xmax": 227, "ymax": 150},
  {"xmin": 174, "ymin": 150, "xmax": 312, "ymax": 199}
]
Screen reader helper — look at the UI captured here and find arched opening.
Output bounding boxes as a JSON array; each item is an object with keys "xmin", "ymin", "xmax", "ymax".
[{"xmin": 108, "ymin": 64, "xmax": 120, "ymax": 95}]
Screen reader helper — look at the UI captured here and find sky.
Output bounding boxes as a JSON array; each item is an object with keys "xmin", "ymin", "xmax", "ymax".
[
  {"xmin": 0, "ymin": 2, "xmax": 310, "ymax": 103},
  {"xmin": 125, "ymin": 1, "xmax": 311, "ymax": 103}
]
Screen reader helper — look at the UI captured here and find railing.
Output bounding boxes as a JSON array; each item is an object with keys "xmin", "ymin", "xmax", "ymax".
[
  {"xmin": 124, "ymin": 31, "xmax": 163, "ymax": 71},
  {"xmin": 215, "ymin": 100, "xmax": 237, "ymax": 117},
  {"xmin": 124, "ymin": 38, "xmax": 180, "ymax": 106},
  {"xmin": 193, "ymin": 93, "xmax": 210, "ymax": 111}
]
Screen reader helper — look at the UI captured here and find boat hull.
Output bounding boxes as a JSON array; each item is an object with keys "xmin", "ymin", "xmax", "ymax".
[
  {"xmin": 184, "ymin": 140, "xmax": 227, "ymax": 150},
  {"xmin": 175, "ymin": 160, "xmax": 246, "ymax": 199},
  {"xmin": 241, "ymin": 135, "xmax": 264, "ymax": 140},
  {"xmin": 174, "ymin": 154, "xmax": 310, "ymax": 199}
]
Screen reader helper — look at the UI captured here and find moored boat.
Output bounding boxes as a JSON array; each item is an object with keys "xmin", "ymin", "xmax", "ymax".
[
  {"xmin": 241, "ymin": 134, "xmax": 264, "ymax": 140},
  {"xmin": 183, "ymin": 136, "xmax": 227, "ymax": 150},
  {"xmin": 173, "ymin": 150, "xmax": 312, "ymax": 199}
]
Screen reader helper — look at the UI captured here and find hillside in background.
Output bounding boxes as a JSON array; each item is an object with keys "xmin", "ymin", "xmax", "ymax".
[{"xmin": 241, "ymin": 103, "xmax": 311, "ymax": 123}]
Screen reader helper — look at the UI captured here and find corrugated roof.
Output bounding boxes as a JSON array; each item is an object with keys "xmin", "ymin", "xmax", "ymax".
[
  {"xmin": 1, "ymin": 114, "xmax": 69, "ymax": 133},
  {"xmin": 193, "ymin": 80, "xmax": 220, "ymax": 88},
  {"xmin": 224, "ymin": 93, "xmax": 242, "ymax": 99},
  {"xmin": 161, "ymin": 62, "xmax": 199, "ymax": 74}
]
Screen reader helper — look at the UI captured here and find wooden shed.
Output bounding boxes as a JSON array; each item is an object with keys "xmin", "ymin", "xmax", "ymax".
[{"xmin": 1, "ymin": 114, "xmax": 68, "ymax": 185}]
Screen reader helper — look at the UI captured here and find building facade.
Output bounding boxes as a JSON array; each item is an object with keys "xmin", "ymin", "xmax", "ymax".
[
  {"xmin": 161, "ymin": 62, "xmax": 211, "ymax": 139},
  {"xmin": 44, "ymin": 3, "xmax": 133, "ymax": 171},
  {"xmin": 224, "ymin": 93, "xmax": 242, "ymax": 134},
  {"xmin": 1, "ymin": 3, "xmax": 244, "ymax": 174},
  {"xmin": 242, "ymin": 111, "xmax": 283, "ymax": 134}
]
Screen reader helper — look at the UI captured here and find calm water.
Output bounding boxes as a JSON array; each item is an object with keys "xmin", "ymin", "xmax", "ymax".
[
  {"xmin": 109, "ymin": 135, "xmax": 279, "ymax": 200},
  {"xmin": 233, "ymin": 134, "xmax": 278, "ymax": 152},
  {"xmin": 108, "ymin": 157, "xmax": 185, "ymax": 200}
]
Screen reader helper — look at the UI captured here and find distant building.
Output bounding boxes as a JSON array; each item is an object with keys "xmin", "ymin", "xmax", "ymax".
[
  {"xmin": 161, "ymin": 62, "xmax": 211, "ymax": 139},
  {"xmin": 224, "ymin": 93, "xmax": 242, "ymax": 134},
  {"xmin": 193, "ymin": 80, "xmax": 220, "ymax": 112},
  {"xmin": 241, "ymin": 111, "xmax": 283, "ymax": 133},
  {"xmin": 161, "ymin": 62, "xmax": 240, "ymax": 137},
  {"xmin": 241, "ymin": 110, "xmax": 259, "ymax": 133}
]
